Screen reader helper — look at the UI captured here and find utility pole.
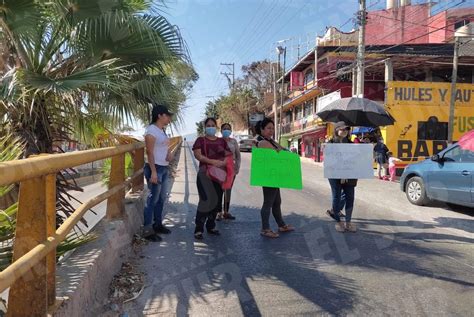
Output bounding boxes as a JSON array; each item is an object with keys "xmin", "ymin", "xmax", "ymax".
[
  {"xmin": 279, "ymin": 48, "xmax": 286, "ymax": 143},
  {"xmin": 220, "ymin": 62, "xmax": 235, "ymax": 90},
  {"xmin": 447, "ymin": 37, "xmax": 459, "ymax": 145},
  {"xmin": 272, "ymin": 62, "xmax": 278, "ymax": 137},
  {"xmin": 356, "ymin": 0, "xmax": 367, "ymax": 97}
]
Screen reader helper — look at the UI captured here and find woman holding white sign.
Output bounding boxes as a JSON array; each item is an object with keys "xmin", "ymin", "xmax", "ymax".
[
  {"xmin": 326, "ymin": 121, "xmax": 358, "ymax": 233},
  {"xmin": 255, "ymin": 118, "xmax": 294, "ymax": 238}
]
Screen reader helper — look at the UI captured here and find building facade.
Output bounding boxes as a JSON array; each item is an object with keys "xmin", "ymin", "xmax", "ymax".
[{"xmin": 267, "ymin": 1, "xmax": 474, "ymax": 163}]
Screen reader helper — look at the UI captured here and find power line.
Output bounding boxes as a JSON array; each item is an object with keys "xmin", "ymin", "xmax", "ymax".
[
  {"xmin": 220, "ymin": 62, "xmax": 235, "ymax": 89},
  {"xmin": 209, "ymin": 1, "xmax": 283, "ymax": 96},
  {"xmin": 207, "ymin": 1, "xmax": 270, "ymax": 95},
  {"xmin": 367, "ymin": 0, "xmax": 464, "ymax": 45},
  {"xmin": 212, "ymin": 1, "xmax": 293, "ymax": 97},
  {"xmin": 239, "ymin": 1, "xmax": 310, "ymax": 64},
  {"xmin": 308, "ymin": 13, "xmax": 470, "ymax": 98}
]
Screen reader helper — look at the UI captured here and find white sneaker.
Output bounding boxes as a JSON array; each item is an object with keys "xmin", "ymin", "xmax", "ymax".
[
  {"xmin": 345, "ymin": 222, "xmax": 357, "ymax": 233},
  {"xmin": 335, "ymin": 222, "xmax": 345, "ymax": 232}
]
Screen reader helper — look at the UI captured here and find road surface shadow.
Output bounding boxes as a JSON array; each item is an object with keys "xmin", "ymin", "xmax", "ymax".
[{"xmin": 121, "ymin": 201, "xmax": 473, "ymax": 316}]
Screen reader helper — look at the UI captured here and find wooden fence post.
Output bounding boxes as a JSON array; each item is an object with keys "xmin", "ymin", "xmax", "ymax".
[
  {"xmin": 132, "ymin": 148, "xmax": 144, "ymax": 193},
  {"xmin": 45, "ymin": 174, "xmax": 57, "ymax": 307},
  {"xmin": 106, "ymin": 153, "xmax": 125, "ymax": 219},
  {"xmin": 7, "ymin": 177, "xmax": 48, "ymax": 317}
]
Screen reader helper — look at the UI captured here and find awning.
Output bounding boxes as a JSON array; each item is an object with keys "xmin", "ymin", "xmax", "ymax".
[{"xmin": 303, "ymin": 126, "xmax": 327, "ymax": 139}]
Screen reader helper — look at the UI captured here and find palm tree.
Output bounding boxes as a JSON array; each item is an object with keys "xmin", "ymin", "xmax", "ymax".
[
  {"xmin": 0, "ymin": 0, "xmax": 195, "ymax": 154},
  {"xmin": 0, "ymin": 0, "xmax": 196, "ymax": 269}
]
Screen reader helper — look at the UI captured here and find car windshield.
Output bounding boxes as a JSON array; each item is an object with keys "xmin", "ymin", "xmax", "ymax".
[{"xmin": 443, "ymin": 145, "xmax": 474, "ymax": 163}]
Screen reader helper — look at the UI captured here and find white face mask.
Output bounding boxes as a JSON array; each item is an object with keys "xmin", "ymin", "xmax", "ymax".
[{"xmin": 337, "ymin": 129, "xmax": 348, "ymax": 138}]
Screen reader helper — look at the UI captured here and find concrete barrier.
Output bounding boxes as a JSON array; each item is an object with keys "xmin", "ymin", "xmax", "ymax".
[{"xmin": 52, "ymin": 194, "xmax": 144, "ymax": 317}]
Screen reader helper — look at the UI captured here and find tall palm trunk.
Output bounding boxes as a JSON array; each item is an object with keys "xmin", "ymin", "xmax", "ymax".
[{"xmin": 19, "ymin": 98, "xmax": 53, "ymax": 157}]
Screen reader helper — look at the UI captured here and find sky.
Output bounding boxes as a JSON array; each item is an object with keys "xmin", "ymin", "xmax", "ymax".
[
  {"xmin": 131, "ymin": 0, "xmax": 472, "ymax": 138},
  {"xmin": 159, "ymin": 0, "xmax": 363, "ymax": 137}
]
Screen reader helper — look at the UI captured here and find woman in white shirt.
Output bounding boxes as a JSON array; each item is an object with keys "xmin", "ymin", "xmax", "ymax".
[
  {"xmin": 217, "ymin": 123, "xmax": 241, "ymax": 220},
  {"xmin": 142, "ymin": 105, "xmax": 174, "ymax": 242}
]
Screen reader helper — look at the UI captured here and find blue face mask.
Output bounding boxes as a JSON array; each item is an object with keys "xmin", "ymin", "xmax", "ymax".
[
  {"xmin": 222, "ymin": 130, "xmax": 232, "ymax": 138},
  {"xmin": 205, "ymin": 127, "xmax": 216, "ymax": 136}
]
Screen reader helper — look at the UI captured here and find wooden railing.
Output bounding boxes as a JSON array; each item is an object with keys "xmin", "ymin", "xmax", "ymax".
[{"xmin": 0, "ymin": 137, "xmax": 182, "ymax": 316}]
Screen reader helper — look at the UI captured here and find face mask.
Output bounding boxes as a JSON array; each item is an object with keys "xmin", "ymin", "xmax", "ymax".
[
  {"xmin": 337, "ymin": 129, "xmax": 348, "ymax": 137},
  {"xmin": 222, "ymin": 130, "xmax": 232, "ymax": 138},
  {"xmin": 205, "ymin": 127, "xmax": 216, "ymax": 136}
]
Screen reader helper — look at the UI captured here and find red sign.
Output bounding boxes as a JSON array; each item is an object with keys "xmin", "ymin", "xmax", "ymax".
[{"xmin": 290, "ymin": 72, "xmax": 304, "ymax": 91}]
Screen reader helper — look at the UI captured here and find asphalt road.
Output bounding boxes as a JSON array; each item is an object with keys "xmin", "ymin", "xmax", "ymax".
[{"xmin": 120, "ymin": 143, "xmax": 473, "ymax": 316}]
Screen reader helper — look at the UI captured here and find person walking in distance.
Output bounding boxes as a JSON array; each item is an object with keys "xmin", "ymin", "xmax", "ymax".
[
  {"xmin": 217, "ymin": 123, "xmax": 240, "ymax": 221},
  {"xmin": 374, "ymin": 138, "xmax": 390, "ymax": 180},
  {"xmin": 142, "ymin": 105, "xmax": 175, "ymax": 242},
  {"xmin": 255, "ymin": 118, "xmax": 294, "ymax": 238},
  {"xmin": 326, "ymin": 122, "xmax": 358, "ymax": 233},
  {"xmin": 387, "ymin": 151, "xmax": 401, "ymax": 182},
  {"xmin": 192, "ymin": 118, "xmax": 232, "ymax": 240}
]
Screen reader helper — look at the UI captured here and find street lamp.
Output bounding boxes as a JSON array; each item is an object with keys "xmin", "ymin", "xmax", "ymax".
[
  {"xmin": 275, "ymin": 45, "xmax": 286, "ymax": 143},
  {"xmin": 448, "ymin": 22, "xmax": 473, "ymax": 144}
]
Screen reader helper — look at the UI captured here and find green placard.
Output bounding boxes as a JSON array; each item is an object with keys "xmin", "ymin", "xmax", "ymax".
[{"xmin": 250, "ymin": 148, "xmax": 303, "ymax": 190}]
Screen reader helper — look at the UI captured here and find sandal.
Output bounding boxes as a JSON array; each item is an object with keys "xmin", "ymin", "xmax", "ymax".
[
  {"xmin": 327, "ymin": 210, "xmax": 345, "ymax": 220},
  {"xmin": 194, "ymin": 232, "xmax": 204, "ymax": 240},
  {"xmin": 326, "ymin": 209, "xmax": 337, "ymax": 221},
  {"xmin": 278, "ymin": 224, "xmax": 295, "ymax": 233},
  {"xmin": 207, "ymin": 229, "xmax": 220, "ymax": 236},
  {"xmin": 223, "ymin": 213, "xmax": 236, "ymax": 220},
  {"xmin": 260, "ymin": 229, "xmax": 279, "ymax": 238}
]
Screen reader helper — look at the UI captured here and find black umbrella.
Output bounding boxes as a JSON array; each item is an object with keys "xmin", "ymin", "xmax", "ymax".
[{"xmin": 316, "ymin": 97, "xmax": 395, "ymax": 127}]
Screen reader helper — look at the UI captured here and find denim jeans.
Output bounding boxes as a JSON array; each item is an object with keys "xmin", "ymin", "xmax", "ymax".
[
  {"xmin": 143, "ymin": 163, "xmax": 169, "ymax": 229},
  {"xmin": 328, "ymin": 179, "xmax": 355, "ymax": 222}
]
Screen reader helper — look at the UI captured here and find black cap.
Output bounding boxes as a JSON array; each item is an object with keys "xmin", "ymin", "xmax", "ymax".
[{"xmin": 152, "ymin": 104, "xmax": 174, "ymax": 117}]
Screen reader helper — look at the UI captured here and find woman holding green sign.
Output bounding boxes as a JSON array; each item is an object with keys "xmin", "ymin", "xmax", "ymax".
[
  {"xmin": 192, "ymin": 118, "xmax": 232, "ymax": 240},
  {"xmin": 256, "ymin": 118, "xmax": 294, "ymax": 238}
]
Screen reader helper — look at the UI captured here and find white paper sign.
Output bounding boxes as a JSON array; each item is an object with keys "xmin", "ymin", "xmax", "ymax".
[{"xmin": 324, "ymin": 144, "xmax": 374, "ymax": 179}]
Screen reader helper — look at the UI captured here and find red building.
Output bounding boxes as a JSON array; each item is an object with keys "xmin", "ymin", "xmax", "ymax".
[
  {"xmin": 366, "ymin": 3, "xmax": 474, "ymax": 45},
  {"xmin": 269, "ymin": 1, "xmax": 474, "ymax": 161}
]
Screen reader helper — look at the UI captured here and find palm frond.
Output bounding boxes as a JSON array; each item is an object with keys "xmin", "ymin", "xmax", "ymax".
[{"xmin": 14, "ymin": 59, "xmax": 130, "ymax": 94}]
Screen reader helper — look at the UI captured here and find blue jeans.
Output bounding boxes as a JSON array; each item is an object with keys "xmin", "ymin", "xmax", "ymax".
[
  {"xmin": 143, "ymin": 163, "xmax": 169, "ymax": 228},
  {"xmin": 328, "ymin": 179, "xmax": 355, "ymax": 222}
]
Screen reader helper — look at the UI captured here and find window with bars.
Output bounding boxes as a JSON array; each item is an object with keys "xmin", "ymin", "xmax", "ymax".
[
  {"xmin": 304, "ymin": 101, "xmax": 313, "ymax": 116},
  {"xmin": 295, "ymin": 105, "xmax": 304, "ymax": 120},
  {"xmin": 304, "ymin": 69, "xmax": 314, "ymax": 86}
]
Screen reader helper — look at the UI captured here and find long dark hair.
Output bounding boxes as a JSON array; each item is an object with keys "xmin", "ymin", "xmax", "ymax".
[
  {"xmin": 150, "ymin": 105, "xmax": 163, "ymax": 124},
  {"xmin": 255, "ymin": 118, "xmax": 274, "ymax": 136},
  {"xmin": 204, "ymin": 117, "xmax": 217, "ymax": 126},
  {"xmin": 221, "ymin": 123, "xmax": 231, "ymax": 130}
]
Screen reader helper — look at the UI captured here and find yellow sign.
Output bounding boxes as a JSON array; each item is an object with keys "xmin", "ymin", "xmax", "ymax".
[
  {"xmin": 385, "ymin": 81, "xmax": 474, "ymax": 162},
  {"xmin": 386, "ymin": 81, "xmax": 474, "ymax": 107}
]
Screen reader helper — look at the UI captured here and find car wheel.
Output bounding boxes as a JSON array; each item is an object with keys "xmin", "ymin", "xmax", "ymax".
[{"xmin": 405, "ymin": 176, "xmax": 429, "ymax": 206}]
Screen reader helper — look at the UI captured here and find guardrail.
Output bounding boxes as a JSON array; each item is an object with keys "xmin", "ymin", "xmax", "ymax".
[{"xmin": 0, "ymin": 137, "xmax": 182, "ymax": 316}]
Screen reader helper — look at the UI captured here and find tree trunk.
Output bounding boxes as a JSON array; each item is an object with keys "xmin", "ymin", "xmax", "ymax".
[{"xmin": 22, "ymin": 97, "xmax": 53, "ymax": 157}]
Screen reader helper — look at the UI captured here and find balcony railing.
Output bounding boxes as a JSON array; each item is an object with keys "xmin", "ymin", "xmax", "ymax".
[{"xmin": 281, "ymin": 114, "xmax": 322, "ymax": 136}]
